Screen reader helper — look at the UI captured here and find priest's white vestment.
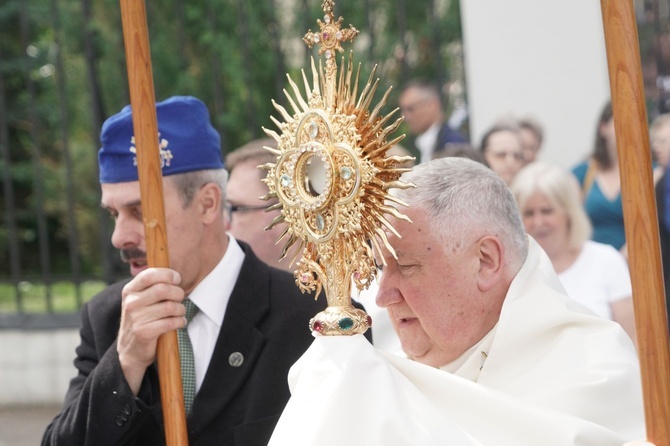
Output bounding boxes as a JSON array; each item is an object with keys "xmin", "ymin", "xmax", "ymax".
[{"xmin": 269, "ymin": 238, "xmax": 644, "ymax": 446}]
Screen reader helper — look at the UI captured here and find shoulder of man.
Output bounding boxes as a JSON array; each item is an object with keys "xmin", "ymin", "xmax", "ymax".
[
  {"xmin": 84, "ymin": 279, "xmax": 130, "ymax": 318},
  {"xmin": 238, "ymin": 241, "xmax": 372, "ymax": 342},
  {"xmin": 264, "ymin": 263, "xmax": 324, "ymax": 315},
  {"xmin": 437, "ymin": 121, "xmax": 467, "ymax": 145}
]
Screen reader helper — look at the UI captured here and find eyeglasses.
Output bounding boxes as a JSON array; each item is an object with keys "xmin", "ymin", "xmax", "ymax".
[{"xmin": 228, "ymin": 203, "xmax": 268, "ymax": 213}]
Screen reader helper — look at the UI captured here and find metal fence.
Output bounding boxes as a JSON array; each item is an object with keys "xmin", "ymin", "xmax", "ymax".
[{"xmin": 0, "ymin": 0, "xmax": 467, "ymax": 328}]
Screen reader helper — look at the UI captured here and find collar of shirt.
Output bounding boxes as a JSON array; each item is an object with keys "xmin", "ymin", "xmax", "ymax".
[
  {"xmin": 415, "ymin": 122, "xmax": 441, "ymax": 163},
  {"xmin": 188, "ymin": 235, "xmax": 244, "ymax": 328},
  {"xmin": 187, "ymin": 235, "xmax": 245, "ymax": 392}
]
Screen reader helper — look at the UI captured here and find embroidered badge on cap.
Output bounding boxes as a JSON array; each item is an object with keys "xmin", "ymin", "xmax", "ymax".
[{"xmin": 129, "ymin": 135, "xmax": 173, "ymax": 168}]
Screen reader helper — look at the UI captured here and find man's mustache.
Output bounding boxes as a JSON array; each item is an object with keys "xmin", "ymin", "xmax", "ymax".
[{"xmin": 120, "ymin": 247, "xmax": 146, "ymax": 263}]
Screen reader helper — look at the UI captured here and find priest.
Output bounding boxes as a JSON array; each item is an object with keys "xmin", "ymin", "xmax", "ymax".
[{"xmin": 269, "ymin": 157, "xmax": 645, "ymax": 446}]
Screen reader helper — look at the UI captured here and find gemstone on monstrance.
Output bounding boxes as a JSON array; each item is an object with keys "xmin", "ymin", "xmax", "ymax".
[
  {"xmin": 315, "ymin": 214, "xmax": 325, "ymax": 231},
  {"xmin": 338, "ymin": 317, "xmax": 354, "ymax": 331},
  {"xmin": 308, "ymin": 121, "xmax": 318, "ymax": 139},
  {"xmin": 280, "ymin": 174, "xmax": 291, "ymax": 188}
]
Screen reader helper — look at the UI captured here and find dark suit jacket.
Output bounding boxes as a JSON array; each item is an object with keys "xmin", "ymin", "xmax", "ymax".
[
  {"xmin": 42, "ymin": 242, "xmax": 359, "ymax": 446},
  {"xmin": 407, "ymin": 121, "xmax": 468, "ymax": 162},
  {"xmin": 434, "ymin": 121, "xmax": 467, "ymax": 154}
]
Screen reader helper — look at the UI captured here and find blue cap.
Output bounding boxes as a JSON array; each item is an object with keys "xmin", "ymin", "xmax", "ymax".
[{"xmin": 98, "ymin": 96, "xmax": 223, "ymax": 183}]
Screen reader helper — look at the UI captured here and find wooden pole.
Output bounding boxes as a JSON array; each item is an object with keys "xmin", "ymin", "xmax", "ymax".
[
  {"xmin": 119, "ymin": 0, "xmax": 189, "ymax": 444},
  {"xmin": 600, "ymin": 1, "xmax": 670, "ymax": 443}
]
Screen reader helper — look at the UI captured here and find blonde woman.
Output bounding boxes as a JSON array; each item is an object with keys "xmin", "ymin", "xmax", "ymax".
[{"xmin": 511, "ymin": 162, "xmax": 637, "ymax": 345}]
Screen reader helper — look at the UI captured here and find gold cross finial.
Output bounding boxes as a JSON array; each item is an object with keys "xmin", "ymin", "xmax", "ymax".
[{"xmin": 303, "ymin": 0, "xmax": 359, "ymax": 60}]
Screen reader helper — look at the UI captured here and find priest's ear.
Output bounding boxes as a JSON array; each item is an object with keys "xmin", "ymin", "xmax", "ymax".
[{"xmin": 475, "ymin": 235, "xmax": 504, "ymax": 292}]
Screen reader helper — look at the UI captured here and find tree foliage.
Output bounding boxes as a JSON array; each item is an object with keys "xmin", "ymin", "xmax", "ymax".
[{"xmin": 0, "ymin": 0, "xmax": 464, "ymax": 280}]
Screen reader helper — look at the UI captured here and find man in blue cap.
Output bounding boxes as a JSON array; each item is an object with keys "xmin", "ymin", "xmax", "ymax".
[{"xmin": 42, "ymin": 96, "xmax": 329, "ymax": 445}]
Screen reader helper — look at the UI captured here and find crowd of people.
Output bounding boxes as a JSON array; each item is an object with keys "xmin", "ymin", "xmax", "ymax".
[
  {"xmin": 41, "ymin": 83, "xmax": 661, "ymax": 445},
  {"xmin": 401, "ymin": 85, "xmax": 666, "ymax": 344}
]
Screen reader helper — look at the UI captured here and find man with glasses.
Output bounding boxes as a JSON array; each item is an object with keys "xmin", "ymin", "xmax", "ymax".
[
  {"xmin": 399, "ymin": 80, "xmax": 467, "ymax": 164},
  {"xmin": 226, "ymin": 138, "xmax": 291, "ymax": 271}
]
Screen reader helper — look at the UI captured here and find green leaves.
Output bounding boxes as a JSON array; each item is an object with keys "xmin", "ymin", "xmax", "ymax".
[{"xmin": 0, "ymin": 0, "xmax": 464, "ymax": 279}]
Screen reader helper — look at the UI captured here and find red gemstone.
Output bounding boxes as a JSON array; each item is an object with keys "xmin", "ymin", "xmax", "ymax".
[
  {"xmin": 313, "ymin": 321, "xmax": 323, "ymax": 332},
  {"xmin": 323, "ymin": 32, "xmax": 330, "ymax": 40},
  {"xmin": 366, "ymin": 315, "xmax": 372, "ymax": 327}
]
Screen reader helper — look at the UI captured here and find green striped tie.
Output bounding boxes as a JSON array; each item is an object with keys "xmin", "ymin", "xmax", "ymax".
[{"xmin": 177, "ymin": 298, "xmax": 198, "ymax": 413}]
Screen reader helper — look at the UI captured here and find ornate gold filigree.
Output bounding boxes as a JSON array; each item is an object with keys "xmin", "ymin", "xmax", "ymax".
[
  {"xmin": 262, "ymin": 0, "xmax": 414, "ymax": 336},
  {"xmin": 303, "ymin": 1, "xmax": 358, "ymax": 60}
]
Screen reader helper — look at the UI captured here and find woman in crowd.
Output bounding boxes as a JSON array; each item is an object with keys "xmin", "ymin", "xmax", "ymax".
[
  {"xmin": 571, "ymin": 102, "xmax": 662, "ymax": 258},
  {"xmin": 511, "ymin": 162, "xmax": 637, "ymax": 345},
  {"xmin": 570, "ymin": 102, "xmax": 627, "ymax": 255}
]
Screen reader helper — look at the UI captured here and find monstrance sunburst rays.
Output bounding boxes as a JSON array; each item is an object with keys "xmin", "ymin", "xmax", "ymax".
[{"xmin": 260, "ymin": 0, "xmax": 414, "ymax": 336}]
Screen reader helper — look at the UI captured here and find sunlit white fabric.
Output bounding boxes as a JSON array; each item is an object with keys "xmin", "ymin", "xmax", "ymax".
[{"xmin": 269, "ymin": 237, "xmax": 645, "ymax": 446}]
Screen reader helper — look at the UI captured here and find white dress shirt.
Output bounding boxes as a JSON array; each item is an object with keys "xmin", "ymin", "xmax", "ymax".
[
  {"xmin": 415, "ymin": 122, "xmax": 440, "ymax": 163},
  {"xmin": 187, "ymin": 235, "xmax": 245, "ymax": 392}
]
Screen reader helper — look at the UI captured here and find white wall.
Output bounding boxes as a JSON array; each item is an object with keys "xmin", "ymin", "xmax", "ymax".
[
  {"xmin": 0, "ymin": 330, "xmax": 79, "ymax": 405},
  {"xmin": 460, "ymin": 1, "xmax": 612, "ymax": 169}
]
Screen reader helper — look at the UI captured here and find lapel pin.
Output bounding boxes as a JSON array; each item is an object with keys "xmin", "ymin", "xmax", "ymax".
[{"xmin": 228, "ymin": 352, "xmax": 244, "ymax": 367}]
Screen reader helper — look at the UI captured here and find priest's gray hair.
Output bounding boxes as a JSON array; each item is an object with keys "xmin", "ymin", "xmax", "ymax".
[{"xmin": 392, "ymin": 157, "xmax": 528, "ymax": 270}]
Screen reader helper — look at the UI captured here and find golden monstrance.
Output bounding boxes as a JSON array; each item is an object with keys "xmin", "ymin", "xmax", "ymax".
[{"xmin": 262, "ymin": 0, "xmax": 414, "ymax": 336}]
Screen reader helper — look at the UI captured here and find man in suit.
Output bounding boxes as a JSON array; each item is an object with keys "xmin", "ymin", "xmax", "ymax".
[
  {"xmin": 42, "ymin": 96, "xmax": 328, "ymax": 445},
  {"xmin": 399, "ymin": 80, "xmax": 467, "ymax": 164}
]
